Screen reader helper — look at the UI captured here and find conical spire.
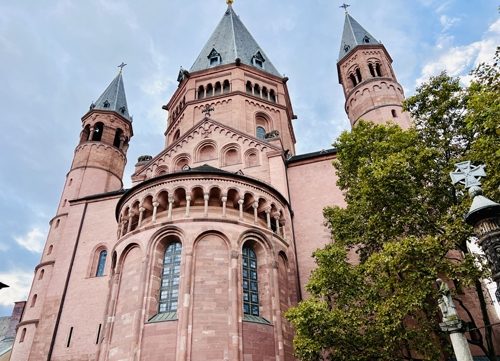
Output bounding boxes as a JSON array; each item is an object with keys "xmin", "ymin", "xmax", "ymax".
[
  {"xmin": 190, "ymin": 6, "xmax": 281, "ymax": 77},
  {"xmin": 91, "ymin": 68, "xmax": 131, "ymax": 120},
  {"xmin": 339, "ymin": 13, "xmax": 380, "ymax": 61}
]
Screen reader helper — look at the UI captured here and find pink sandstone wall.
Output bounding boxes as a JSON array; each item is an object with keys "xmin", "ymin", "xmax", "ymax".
[{"xmin": 287, "ymin": 154, "xmax": 344, "ymax": 296}]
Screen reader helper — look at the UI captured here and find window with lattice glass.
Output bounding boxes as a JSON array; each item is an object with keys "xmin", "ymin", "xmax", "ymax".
[
  {"xmin": 95, "ymin": 250, "xmax": 107, "ymax": 277},
  {"xmin": 242, "ymin": 246, "xmax": 259, "ymax": 316},
  {"xmin": 159, "ymin": 242, "xmax": 182, "ymax": 313}
]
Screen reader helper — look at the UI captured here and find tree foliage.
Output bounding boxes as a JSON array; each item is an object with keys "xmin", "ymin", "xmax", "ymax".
[{"xmin": 286, "ymin": 53, "xmax": 499, "ymax": 361}]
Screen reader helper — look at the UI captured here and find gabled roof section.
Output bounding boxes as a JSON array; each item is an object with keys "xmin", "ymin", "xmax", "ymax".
[
  {"xmin": 338, "ymin": 13, "xmax": 380, "ymax": 61},
  {"xmin": 190, "ymin": 5, "xmax": 281, "ymax": 77},
  {"xmin": 91, "ymin": 70, "xmax": 131, "ymax": 120}
]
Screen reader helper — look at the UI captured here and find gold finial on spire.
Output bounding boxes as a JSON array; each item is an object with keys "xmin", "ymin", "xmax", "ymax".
[{"xmin": 226, "ymin": 0, "xmax": 234, "ymax": 5}]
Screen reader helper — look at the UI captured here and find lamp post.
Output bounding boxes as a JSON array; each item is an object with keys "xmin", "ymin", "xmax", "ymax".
[{"xmin": 450, "ymin": 161, "xmax": 500, "ymax": 301}]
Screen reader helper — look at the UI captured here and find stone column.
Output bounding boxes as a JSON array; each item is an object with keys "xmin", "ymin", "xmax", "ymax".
[
  {"xmin": 222, "ymin": 196, "xmax": 227, "ymax": 218},
  {"xmin": 253, "ymin": 201, "xmax": 259, "ymax": 224},
  {"xmin": 138, "ymin": 207, "xmax": 145, "ymax": 227},
  {"xmin": 127, "ymin": 215, "xmax": 133, "ymax": 233},
  {"xmin": 177, "ymin": 251, "xmax": 193, "ymax": 361},
  {"xmin": 271, "ymin": 260, "xmax": 286, "ymax": 361},
  {"xmin": 266, "ymin": 208, "xmax": 272, "ymax": 229},
  {"xmin": 274, "ymin": 214, "xmax": 280, "ymax": 235},
  {"xmin": 228, "ymin": 250, "xmax": 241, "ymax": 361},
  {"xmin": 120, "ymin": 219, "xmax": 126, "ymax": 237},
  {"xmin": 204, "ymin": 193, "xmax": 209, "ymax": 217},
  {"xmin": 238, "ymin": 199, "xmax": 244, "ymax": 220},
  {"xmin": 185, "ymin": 195, "xmax": 191, "ymax": 217},
  {"xmin": 89, "ymin": 126, "xmax": 95, "ymax": 141},
  {"xmin": 152, "ymin": 201, "xmax": 159, "ymax": 223},
  {"xmin": 168, "ymin": 196, "xmax": 174, "ymax": 220}
]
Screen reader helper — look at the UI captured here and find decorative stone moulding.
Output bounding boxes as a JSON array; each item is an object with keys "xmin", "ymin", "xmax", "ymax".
[{"xmin": 117, "ymin": 172, "xmax": 289, "ymax": 241}]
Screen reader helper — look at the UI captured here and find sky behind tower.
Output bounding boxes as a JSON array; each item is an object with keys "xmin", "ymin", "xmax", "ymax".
[{"xmin": 0, "ymin": 0, "xmax": 499, "ymax": 316}]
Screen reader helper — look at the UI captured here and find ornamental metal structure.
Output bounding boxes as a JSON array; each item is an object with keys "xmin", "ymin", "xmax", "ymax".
[{"xmin": 450, "ymin": 161, "xmax": 500, "ymax": 301}]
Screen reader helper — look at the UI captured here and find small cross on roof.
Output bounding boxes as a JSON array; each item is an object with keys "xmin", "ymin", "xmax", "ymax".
[
  {"xmin": 450, "ymin": 161, "xmax": 486, "ymax": 189},
  {"xmin": 118, "ymin": 62, "xmax": 127, "ymax": 72},
  {"xmin": 340, "ymin": 3, "xmax": 350, "ymax": 13}
]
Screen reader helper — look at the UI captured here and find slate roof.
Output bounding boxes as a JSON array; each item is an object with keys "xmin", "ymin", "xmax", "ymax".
[
  {"xmin": 190, "ymin": 5, "xmax": 281, "ymax": 77},
  {"xmin": 339, "ymin": 13, "xmax": 380, "ymax": 61},
  {"xmin": 287, "ymin": 148, "xmax": 337, "ymax": 164},
  {"xmin": 91, "ymin": 70, "xmax": 131, "ymax": 120}
]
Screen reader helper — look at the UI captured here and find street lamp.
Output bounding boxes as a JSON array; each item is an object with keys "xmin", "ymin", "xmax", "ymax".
[{"xmin": 450, "ymin": 161, "xmax": 500, "ymax": 302}]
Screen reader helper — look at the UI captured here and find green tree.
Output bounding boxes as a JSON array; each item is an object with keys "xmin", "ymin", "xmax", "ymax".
[{"xmin": 287, "ymin": 56, "xmax": 499, "ymax": 360}]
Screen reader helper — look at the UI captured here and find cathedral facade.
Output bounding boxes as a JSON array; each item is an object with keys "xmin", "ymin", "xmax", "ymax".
[{"xmin": 9, "ymin": 4, "xmax": 463, "ymax": 361}]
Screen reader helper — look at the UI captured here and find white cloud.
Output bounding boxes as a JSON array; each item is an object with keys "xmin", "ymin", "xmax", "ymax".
[
  {"xmin": 14, "ymin": 227, "xmax": 46, "ymax": 253},
  {"xmin": 416, "ymin": 18, "xmax": 500, "ymax": 85},
  {"xmin": 439, "ymin": 14, "xmax": 460, "ymax": 32},
  {"xmin": 0, "ymin": 269, "xmax": 33, "ymax": 307}
]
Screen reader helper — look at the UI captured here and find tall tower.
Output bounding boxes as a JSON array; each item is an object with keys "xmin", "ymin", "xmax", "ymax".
[
  {"xmin": 337, "ymin": 10, "xmax": 411, "ymax": 128},
  {"xmin": 10, "ymin": 69, "xmax": 133, "ymax": 361}
]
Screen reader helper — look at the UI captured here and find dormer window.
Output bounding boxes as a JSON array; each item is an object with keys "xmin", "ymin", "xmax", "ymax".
[
  {"xmin": 344, "ymin": 44, "xmax": 350, "ymax": 53},
  {"xmin": 363, "ymin": 35, "xmax": 370, "ymax": 44},
  {"xmin": 103, "ymin": 100, "xmax": 110, "ymax": 108},
  {"xmin": 119, "ymin": 106, "xmax": 126, "ymax": 114},
  {"xmin": 251, "ymin": 51, "xmax": 265, "ymax": 69},
  {"xmin": 208, "ymin": 48, "xmax": 221, "ymax": 67}
]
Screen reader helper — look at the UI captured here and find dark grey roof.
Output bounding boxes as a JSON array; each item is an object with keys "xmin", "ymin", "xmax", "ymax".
[
  {"xmin": 287, "ymin": 148, "xmax": 337, "ymax": 164},
  {"xmin": 190, "ymin": 5, "xmax": 281, "ymax": 77},
  {"xmin": 339, "ymin": 13, "xmax": 380, "ymax": 61},
  {"xmin": 91, "ymin": 70, "xmax": 131, "ymax": 120}
]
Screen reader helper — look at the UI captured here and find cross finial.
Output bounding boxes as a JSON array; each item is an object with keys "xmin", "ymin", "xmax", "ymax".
[
  {"xmin": 201, "ymin": 104, "xmax": 215, "ymax": 118},
  {"xmin": 450, "ymin": 161, "xmax": 486, "ymax": 189},
  {"xmin": 340, "ymin": 3, "xmax": 350, "ymax": 13},
  {"xmin": 118, "ymin": 62, "xmax": 127, "ymax": 72}
]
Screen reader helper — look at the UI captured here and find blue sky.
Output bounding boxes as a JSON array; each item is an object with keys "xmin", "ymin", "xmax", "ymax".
[{"xmin": 0, "ymin": 0, "xmax": 498, "ymax": 317}]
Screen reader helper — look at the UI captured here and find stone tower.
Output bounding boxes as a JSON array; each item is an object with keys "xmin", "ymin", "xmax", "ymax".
[
  {"xmin": 337, "ymin": 11, "xmax": 411, "ymax": 128},
  {"xmin": 10, "ymin": 70, "xmax": 133, "ymax": 361}
]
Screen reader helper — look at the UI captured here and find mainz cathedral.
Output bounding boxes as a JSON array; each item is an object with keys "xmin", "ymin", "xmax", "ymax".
[{"xmin": 8, "ymin": 2, "xmax": 497, "ymax": 361}]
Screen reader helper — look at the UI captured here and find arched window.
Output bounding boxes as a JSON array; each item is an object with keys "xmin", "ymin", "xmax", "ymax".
[
  {"xmin": 31, "ymin": 294, "xmax": 37, "ymax": 307},
  {"xmin": 214, "ymin": 82, "xmax": 222, "ymax": 96},
  {"xmin": 269, "ymin": 90, "xmax": 276, "ymax": 103},
  {"xmin": 391, "ymin": 109, "xmax": 398, "ymax": 118},
  {"xmin": 246, "ymin": 81, "xmax": 252, "ymax": 94},
  {"xmin": 95, "ymin": 250, "xmax": 107, "ymax": 277},
  {"xmin": 253, "ymin": 83, "xmax": 261, "ymax": 97},
  {"xmin": 262, "ymin": 87, "xmax": 268, "ymax": 100},
  {"xmin": 80, "ymin": 124, "xmax": 90, "ymax": 144},
  {"xmin": 349, "ymin": 73, "xmax": 357, "ymax": 87},
  {"xmin": 113, "ymin": 128, "xmax": 123, "ymax": 148},
  {"xmin": 368, "ymin": 63, "xmax": 376, "ymax": 77},
  {"xmin": 159, "ymin": 242, "xmax": 182, "ymax": 313},
  {"xmin": 256, "ymin": 126, "xmax": 266, "ymax": 140},
  {"xmin": 47, "ymin": 245, "xmax": 53, "ymax": 255},
  {"xmin": 92, "ymin": 122, "xmax": 104, "ymax": 141},
  {"xmin": 206, "ymin": 83, "xmax": 214, "ymax": 97},
  {"xmin": 173, "ymin": 129, "xmax": 180, "ymax": 142},
  {"xmin": 242, "ymin": 245, "xmax": 259, "ymax": 316},
  {"xmin": 223, "ymin": 80, "xmax": 230, "ymax": 93},
  {"xmin": 38, "ymin": 269, "xmax": 45, "ymax": 280},
  {"xmin": 375, "ymin": 63, "xmax": 382, "ymax": 77},
  {"xmin": 355, "ymin": 68, "xmax": 362, "ymax": 83},
  {"xmin": 197, "ymin": 85, "xmax": 205, "ymax": 99}
]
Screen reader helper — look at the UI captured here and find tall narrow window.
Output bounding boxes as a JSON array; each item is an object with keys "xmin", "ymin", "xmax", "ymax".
[
  {"xmin": 206, "ymin": 83, "xmax": 214, "ymax": 97},
  {"xmin": 197, "ymin": 85, "xmax": 205, "ymax": 100},
  {"xmin": 269, "ymin": 90, "xmax": 276, "ymax": 103},
  {"xmin": 242, "ymin": 245, "xmax": 259, "ymax": 316},
  {"xmin": 66, "ymin": 327, "xmax": 73, "ymax": 348},
  {"xmin": 113, "ymin": 128, "xmax": 123, "ymax": 148},
  {"xmin": 223, "ymin": 80, "xmax": 230, "ymax": 93},
  {"xmin": 256, "ymin": 126, "xmax": 266, "ymax": 140},
  {"xmin": 375, "ymin": 63, "xmax": 382, "ymax": 77},
  {"xmin": 92, "ymin": 122, "xmax": 104, "ymax": 141},
  {"xmin": 355, "ymin": 68, "xmax": 362, "ymax": 83},
  {"xmin": 159, "ymin": 242, "xmax": 182, "ymax": 313},
  {"xmin": 19, "ymin": 328, "xmax": 26, "ymax": 343},
  {"xmin": 246, "ymin": 81, "xmax": 252, "ymax": 94},
  {"xmin": 349, "ymin": 73, "xmax": 357, "ymax": 87},
  {"xmin": 96, "ymin": 250, "xmax": 107, "ymax": 277},
  {"xmin": 368, "ymin": 63, "xmax": 376, "ymax": 77},
  {"xmin": 214, "ymin": 82, "xmax": 222, "ymax": 95}
]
